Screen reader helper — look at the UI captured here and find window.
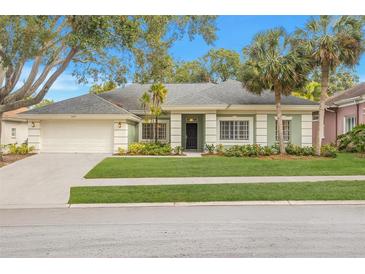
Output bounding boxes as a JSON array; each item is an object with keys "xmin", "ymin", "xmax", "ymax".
[
  {"xmin": 276, "ymin": 120, "xmax": 291, "ymax": 142},
  {"xmin": 11, "ymin": 128, "xmax": 16, "ymax": 138},
  {"xmin": 142, "ymin": 123, "xmax": 167, "ymax": 140},
  {"xmin": 344, "ymin": 116, "xmax": 356, "ymax": 133},
  {"xmin": 220, "ymin": 120, "xmax": 249, "ymax": 140}
]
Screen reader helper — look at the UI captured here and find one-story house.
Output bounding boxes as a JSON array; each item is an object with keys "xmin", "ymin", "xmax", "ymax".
[
  {"xmin": 1, "ymin": 108, "xmax": 28, "ymax": 146},
  {"xmin": 19, "ymin": 80, "xmax": 318, "ymax": 153},
  {"xmin": 313, "ymin": 83, "xmax": 365, "ymax": 145}
]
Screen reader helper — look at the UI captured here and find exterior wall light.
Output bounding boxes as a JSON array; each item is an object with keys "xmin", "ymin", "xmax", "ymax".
[
  {"xmin": 118, "ymin": 122, "xmax": 122, "ymax": 128},
  {"xmin": 31, "ymin": 122, "xmax": 35, "ymax": 128}
]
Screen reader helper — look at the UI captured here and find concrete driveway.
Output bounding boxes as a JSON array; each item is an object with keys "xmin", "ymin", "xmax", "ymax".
[{"xmin": 0, "ymin": 153, "xmax": 107, "ymax": 207}]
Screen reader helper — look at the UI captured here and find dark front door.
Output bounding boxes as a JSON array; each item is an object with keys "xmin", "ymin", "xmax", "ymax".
[{"xmin": 186, "ymin": 123, "xmax": 198, "ymax": 149}]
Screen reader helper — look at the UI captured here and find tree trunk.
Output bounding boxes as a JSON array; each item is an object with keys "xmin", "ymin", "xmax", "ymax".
[
  {"xmin": 155, "ymin": 115, "xmax": 158, "ymax": 144},
  {"xmin": 275, "ymin": 89, "xmax": 285, "ymax": 155},
  {"xmin": 0, "ymin": 112, "xmax": 3, "ymax": 161},
  {"xmin": 316, "ymin": 64, "xmax": 329, "ymax": 156}
]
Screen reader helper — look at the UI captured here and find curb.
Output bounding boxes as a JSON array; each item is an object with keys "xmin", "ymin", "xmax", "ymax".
[
  {"xmin": 2, "ymin": 200, "xmax": 365, "ymax": 210},
  {"xmin": 70, "ymin": 200, "xmax": 365, "ymax": 208}
]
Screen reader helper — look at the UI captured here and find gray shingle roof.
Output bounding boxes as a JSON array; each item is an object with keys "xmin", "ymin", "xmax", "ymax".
[
  {"xmin": 23, "ymin": 93, "xmax": 131, "ymax": 115},
  {"xmin": 23, "ymin": 80, "xmax": 318, "ymax": 116},
  {"xmin": 326, "ymin": 82, "xmax": 365, "ymax": 106},
  {"xmin": 99, "ymin": 83, "xmax": 216, "ymax": 110},
  {"xmin": 100, "ymin": 80, "xmax": 317, "ymax": 110},
  {"xmin": 200, "ymin": 80, "xmax": 318, "ymax": 105}
]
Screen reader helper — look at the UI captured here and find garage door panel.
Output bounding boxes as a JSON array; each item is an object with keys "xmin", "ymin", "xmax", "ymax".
[{"xmin": 41, "ymin": 120, "xmax": 113, "ymax": 153}]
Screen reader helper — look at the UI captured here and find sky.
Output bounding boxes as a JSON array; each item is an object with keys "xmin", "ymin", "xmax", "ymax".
[{"xmin": 43, "ymin": 15, "xmax": 365, "ymax": 102}]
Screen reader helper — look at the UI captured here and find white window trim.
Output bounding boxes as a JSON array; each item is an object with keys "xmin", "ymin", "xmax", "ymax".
[
  {"xmin": 217, "ymin": 116, "xmax": 254, "ymax": 145},
  {"xmin": 11, "ymin": 128, "xmax": 16, "ymax": 139},
  {"xmin": 343, "ymin": 116, "xmax": 356, "ymax": 134},
  {"xmin": 138, "ymin": 120, "xmax": 170, "ymax": 143},
  {"xmin": 274, "ymin": 116, "xmax": 292, "ymax": 121}
]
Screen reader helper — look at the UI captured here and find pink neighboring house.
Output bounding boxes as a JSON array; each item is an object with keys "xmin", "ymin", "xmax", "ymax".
[{"xmin": 313, "ymin": 83, "xmax": 365, "ymax": 145}]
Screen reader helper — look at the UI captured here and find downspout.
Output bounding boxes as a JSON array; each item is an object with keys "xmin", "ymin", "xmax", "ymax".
[{"xmin": 356, "ymin": 100, "xmax": 360, "ymax": 126}]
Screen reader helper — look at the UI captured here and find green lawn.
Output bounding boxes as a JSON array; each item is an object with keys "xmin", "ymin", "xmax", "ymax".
[
  {"xmin": 84, "ymin": 153, "xmax": 365, "ymax": 178},
  {"xmin": 69, "ymin": 181, "xmax": 365, "ymax": 203}
]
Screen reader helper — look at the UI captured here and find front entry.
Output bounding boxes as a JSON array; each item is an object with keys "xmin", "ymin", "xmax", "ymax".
[{"xmin": 186, "ymin": 123, "xmax": 198, "ymax": 149}]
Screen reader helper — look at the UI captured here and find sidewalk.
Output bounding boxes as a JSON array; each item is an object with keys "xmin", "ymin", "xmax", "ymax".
[{"xmin": 81, "ymin": 175, "xmax": 365, "ymax": 187}]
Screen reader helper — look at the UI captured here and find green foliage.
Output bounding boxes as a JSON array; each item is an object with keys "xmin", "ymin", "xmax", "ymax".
[
  {"xmin": 285, "ymin": 143, "xmax": 315, "ymax": 156},
  {"xmin": 173, "ymin": 61, "xmax": 210, "ymax": 83},
  {"xmin": 7, "ymin": 143, "xmax": 34, "ymax": 155},
  {"xmin": 33, "ymin": 99, "xmax": 54, "ymax": 109},
  {"xmin": 132, "ymin": 16, "xmax": 217, "ymax": 83},
  {"xmin": 205, "ymin": 144, "xmax": 216, "ymax": 154},
  {"xmin": 117, "ymin": 147, "xmax": 126, "ymax": 155},
  {"xmin": 173, "ymin": 146, "xmax": 184, "ymax": 155},
  {"xmin": 89, "ymin": 81, "xmax": 117, "ymax": 94},
  {"xmin": 128, "ymin": 142, "xmax": 172, "ymax": 156},
  {"xmin": 223, "ymin": 144, "xmax": 276, "ymax": 157},
  {"xmin": 292, "ymin": 81, "xmax": 321, "ymax": 101},
  {"xmin": 337, "ymin": 124, "xmax": 365, "ymax": 153},
  {"xmin": 203, "ymin": 48, "xmax": 241, "ymax": 82},
  {"xmin": 0, "ymin": 16, "xmax": 217, "ymax": 116},
  {"xmin": 320, "ymin": 144, "xmax": 338, "ymax": 158},
  {"xmin": 215, "ymin": 144, "xmax": 225, "ymax": 155}
]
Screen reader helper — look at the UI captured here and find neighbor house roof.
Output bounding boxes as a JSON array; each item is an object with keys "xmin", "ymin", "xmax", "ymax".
[
  {"xmin": 21, "ymin": 80, "xmax": 318, "ymax": 116},
  {"xmin": 3, "ymin": 107, "xmax": 28, "ymax": 121},
  {"xmin": 326, "ymin": 82, "xmax": 365, "ymax": 106},
  {"xmin": 22, "ymin": 93, "xmax": 132, "ymax": 115}
]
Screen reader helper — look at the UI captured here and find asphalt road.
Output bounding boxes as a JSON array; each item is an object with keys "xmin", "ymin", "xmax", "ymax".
[{"xmin": 1, "ymin": 205, "xmax": 365, "ymax": 257}]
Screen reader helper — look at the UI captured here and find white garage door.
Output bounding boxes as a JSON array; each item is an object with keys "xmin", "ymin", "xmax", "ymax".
[{"xmin": 41, "ymin": 120, "xmax": 113, "ymax": 153}]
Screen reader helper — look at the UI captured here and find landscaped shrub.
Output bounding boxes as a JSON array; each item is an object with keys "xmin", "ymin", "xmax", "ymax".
[
  {"xmin": 285, "ymin": 143, "xmax": 315, "ymax": 156},
  {"xmin": 215, "ymin": 144, "xmax": 225, "ymax": 155},
  {"xmin": 173, "ymin": 146, "xmax": 184, "ymax": 155},
  {"xmin": 320, "ymin": 144, "xmax": 337, "ymax": 158},
  {"xmin": 223, "ymin": 144, "xmax": 275, "ymax": 157},
  {"xmin": 118, "ymin": 147, "xmax": 126, "ymax": 155},
  {"xmin": 6, "ymin": 143, "xmax": 34, "ymax": 155},
  {"xmin": 128, "ymin": 143, "xmax": 145, "ymax": 154},
  {"xmin": 128, "ymin": 142, "xmax": 172, "ymax": 155},
  {"xmin": 205, "ymin": 144, "xmax": 216, "ymax": 154},
  {"xmin": 337, "ymin": 124, "xmax": 365, "ymax": 153}
]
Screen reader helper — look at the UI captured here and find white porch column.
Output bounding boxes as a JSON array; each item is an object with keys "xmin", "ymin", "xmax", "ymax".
[
  {"xmin": 256, "ymin": 114, "xmax": 267, "ymax": 146},
  {"xmin": 28, "ymin": 120, "xmax": 41, "ymax": 153},
  {"xmin": 205, "ymin": 113, "xmax": 217, "ymax": 146},
  {"xmin": 170, "ymin": 113, "xmax": 182, "ymax": 148},
  {"xmin": 301, "ymin": 114, "xmax": 312, "ymax": 147},
  {"xmin": 113, "ymin": 121, "xmax": 128, "ymax": 153}
]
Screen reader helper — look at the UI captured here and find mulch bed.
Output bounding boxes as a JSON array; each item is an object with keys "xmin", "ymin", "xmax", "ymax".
[
  {"xmin": 0, "ymin": 154, "xmax": 35, "ymax": 167},
  {"xmin": 201, "ymin": 153, "xmax": 329, "ymax": 160}
]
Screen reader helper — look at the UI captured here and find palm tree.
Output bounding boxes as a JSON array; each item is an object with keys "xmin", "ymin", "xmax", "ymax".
[
  {"xmin": 294, "ymin": 16, "xmax": 364, "ymax": 155},
  {"xmin": 140, "ymin": 83, "xmax": 168, "ymax": 143},
  {"xmin": 240, "ymin": 28, "xmax": 311, "ymax": 154}
]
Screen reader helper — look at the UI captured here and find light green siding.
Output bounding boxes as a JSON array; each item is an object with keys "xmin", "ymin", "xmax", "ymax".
[
  {"xmin": 127, "ymin": 123, "xmax": 138, "ymax": 145},
  {"xmin": 181, "ymin": 114, "xmax": 205, "ymax": 151},
  {"xmin": 267, "ymin": 114, "xmax": 302, "ymax": 146}
]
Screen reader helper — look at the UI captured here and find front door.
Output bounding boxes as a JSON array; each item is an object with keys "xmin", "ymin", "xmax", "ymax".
[{"xmin": 186, "ymin": 123, "xmax": 198, "ymax": 149}]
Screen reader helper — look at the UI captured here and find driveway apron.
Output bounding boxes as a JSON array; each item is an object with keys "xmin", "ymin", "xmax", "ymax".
[{"xmin": 0, "ymin": 153, "xmax": 107, "ymax": 207}]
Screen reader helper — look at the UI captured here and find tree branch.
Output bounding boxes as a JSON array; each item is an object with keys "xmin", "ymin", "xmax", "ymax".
[{"xmin": 0, "ymin": 47, "xmax": 78, "ymax": 113}]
